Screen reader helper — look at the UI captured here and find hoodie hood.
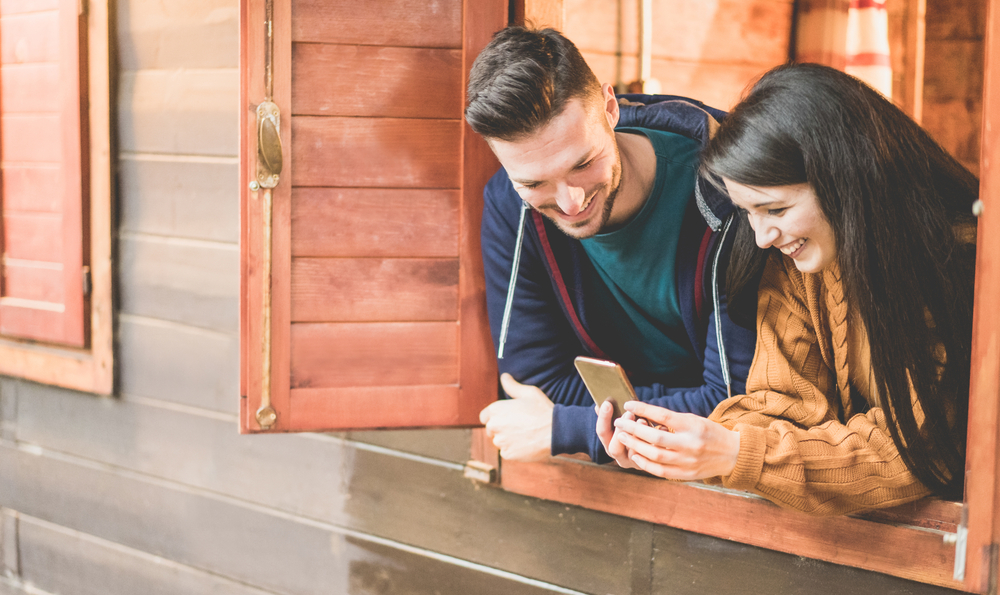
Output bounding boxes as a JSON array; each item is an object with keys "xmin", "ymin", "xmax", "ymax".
[{"xmin": 617, "ymin": 94, "xmax": 735, "ymax": 231}]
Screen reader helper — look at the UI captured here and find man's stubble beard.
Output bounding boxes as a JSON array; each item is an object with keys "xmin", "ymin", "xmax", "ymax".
[{"xmin": 546, "ymin": 146, "xmax": 623, "ymax": 240}]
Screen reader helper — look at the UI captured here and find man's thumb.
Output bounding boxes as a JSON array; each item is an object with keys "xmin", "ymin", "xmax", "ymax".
[{"xmin": 500, "ymin": 373, "xmax": 530, "ymax": 399}]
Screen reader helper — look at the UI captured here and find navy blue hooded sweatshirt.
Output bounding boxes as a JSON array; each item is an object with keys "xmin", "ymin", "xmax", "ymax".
[{"xmin": 481, "ymin": 94, "xmax": 756, "ymax": 463}]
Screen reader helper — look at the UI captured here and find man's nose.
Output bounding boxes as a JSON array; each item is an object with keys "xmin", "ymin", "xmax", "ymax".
[{"xmin": 554, "ymin": 183, "xmax": 587, "ymax": 216}]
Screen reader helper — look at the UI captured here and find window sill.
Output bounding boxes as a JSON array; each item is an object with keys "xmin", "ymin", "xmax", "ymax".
[{"xmin": 499, "ymin": 456, "xmax": 966, "ymax": 591}]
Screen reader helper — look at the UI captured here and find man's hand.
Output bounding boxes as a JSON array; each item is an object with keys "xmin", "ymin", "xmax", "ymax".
[
  {"xmin": 479, "ymin": 373, "xmax": 555, "ymax": 462},
  {"xmin": 595, "ymin": 400, "xmax": 641, "ymax": 470}
]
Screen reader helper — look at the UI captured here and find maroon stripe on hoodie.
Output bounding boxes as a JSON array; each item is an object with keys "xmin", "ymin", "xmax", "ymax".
[
  {"xmin": 532, "ymin": 211, "xmax": 608, "ymax": 359},
  {"xmin": 694, "ymin": 227, "xmax": 712, "ymax": 321}
]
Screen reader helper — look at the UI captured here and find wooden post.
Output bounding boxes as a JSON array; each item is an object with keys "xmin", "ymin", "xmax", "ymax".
[
  {"xmin": 521, "ymin": 0, "xmax": 564, "ymax": 30},
  {"xmin": 964, "ymin": 0, "xmax": 1000, "ymax": 589},
  {"xmin": 902, "ymin": 0, "xmax": 926, "ymax": 122}
]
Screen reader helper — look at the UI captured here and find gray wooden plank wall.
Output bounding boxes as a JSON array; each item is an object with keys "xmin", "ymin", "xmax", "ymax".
[{"xmin": 0, "ymin": 0, "xmax": 970, "ymax": 593}]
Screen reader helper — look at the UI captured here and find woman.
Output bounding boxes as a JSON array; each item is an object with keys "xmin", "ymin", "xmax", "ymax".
[{"xmin": 596, "ymin": 63, "xmax": 978, "ymax": 515}]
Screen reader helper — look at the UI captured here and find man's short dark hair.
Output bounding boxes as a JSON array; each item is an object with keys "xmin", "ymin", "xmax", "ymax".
[{"xmin": 465, "ymin": 27, "xmax": 601, "ymax": 142}]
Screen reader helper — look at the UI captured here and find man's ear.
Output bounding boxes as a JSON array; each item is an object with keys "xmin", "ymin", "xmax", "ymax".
[{"xmin": 601, "ymin": 82, "xmax": 620, "ymax": 129}]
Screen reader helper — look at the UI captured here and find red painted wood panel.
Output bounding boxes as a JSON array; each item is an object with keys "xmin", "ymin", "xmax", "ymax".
[
  {"xmin": 2, "ymin": 261, "xmax": 63, "ymax": 303},
  {"xmin": 288, "ymin": 386, "xmax": 465, "ymax": 430},
  {"xmin": 292, "ymin": 258, "xmax": 458, "ymax": 322},
  {"xmin": 0, "ymin": 0, "xmax": 59, "ymax": 15},
  {"xmin": 0, "ymin": 0, "xmax": 86, "ymax": 348},
  {"xmin": 0, "ymin": 302, "xmax": 63, "ymax": 342},
  {"xmin": 291, "ymin": 0, "xmax": 461, "ymax": 48},
  {"xmin": 292, "ymin": 44, "xmax": 463, "ymax": 119},
  {"xmin": 0, "ymin": 10, "xmax": 58, "ymax": 64},
  {"xmin": 241, "ymin": 0, "xmax": 505, "ymax": 432},
  {"xmin": 0, "ymin": 166, "xmax": 62, "ymax": 212},
  {"xmin": 290, "ymin": 321, "xmax": 458, "ymax": 388},
  {"xmin": 1, "ymin": 115, "xmax": 61, "ymax": 163},
  {"xmin": 2, "ymin": 213, "xmax": 62, "ymax": 261},
  {"xmin": 291, "ymin": 258, "xmax": 459, "ymax": 322},
  {"xmin": 0, "ymin": 63, "xmax": 59, "ymax": 112},
  {"xmin": 291, "ymin": 117, "xmax": 462, "ymax": 188},
  {"xmin": 290, "ymin": 188, "xmax": 459, "ymax": 258}
]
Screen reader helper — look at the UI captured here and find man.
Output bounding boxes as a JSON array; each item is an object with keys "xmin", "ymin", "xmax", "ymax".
[{"xmin": 465, "ymin": 27, "xmax": 755, "ymax": 463}]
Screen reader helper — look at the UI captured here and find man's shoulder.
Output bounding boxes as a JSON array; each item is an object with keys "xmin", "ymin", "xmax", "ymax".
[
  {"xmin": 484, "ymin": 167, "xmax": 519, "ymax": 212},
  {"xmin": 616, "ymin": 95, "xmax": 723, "ymax": 147}
]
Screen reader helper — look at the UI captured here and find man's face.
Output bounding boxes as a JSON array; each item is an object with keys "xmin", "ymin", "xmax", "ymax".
[{"xmin": 489, "ymin": 90, "xmax": 621, "ymax": 239}]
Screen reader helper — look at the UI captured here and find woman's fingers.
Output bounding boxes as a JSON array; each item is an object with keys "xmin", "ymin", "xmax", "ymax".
[
  {"xmin": 615, "ymin": 405, "xmax": 742, "ymax": 479},
  {"xmin": 623, "ymin": 401, "xmax": 683, "ymax": 429},
  {"xmin": 614, "ymin": 415, "xmax": 679, "ymax": 447}
]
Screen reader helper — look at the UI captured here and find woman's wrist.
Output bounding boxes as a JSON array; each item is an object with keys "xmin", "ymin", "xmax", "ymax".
[{"xmin": 721, "ymin": 427, "xmax": 741, "ymax": 477}]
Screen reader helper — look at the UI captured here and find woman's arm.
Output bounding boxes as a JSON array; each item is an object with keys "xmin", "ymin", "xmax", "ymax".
[
  {"xmin": 600, "ymin": 255, "xmax": 932, "ymax": 515},
  {"xmin": 708, "ymin": 256, "xmax": 931, "ymax": 514}
]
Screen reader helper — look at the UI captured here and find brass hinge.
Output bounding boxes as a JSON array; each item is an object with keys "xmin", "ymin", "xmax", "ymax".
[
  {"xmin": 463, "ymin": 460, "xmax": 498, "ymax": 484},
  {"xmin": 82, "ymin": 266, "xmax": 91, "ymax": 297},
  {"xmin": 943, "ymin": 505, "xmax": 969, "ymax": 581}
]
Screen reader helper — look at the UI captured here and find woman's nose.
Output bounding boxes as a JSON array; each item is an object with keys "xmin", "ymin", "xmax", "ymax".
[
  {"xmin": 554, "ymin": 184, "xmax": 587, "ymax": 216},
  {"xmin": 752, "ymin": 217, "xmax": 780, "ymax": 249}
]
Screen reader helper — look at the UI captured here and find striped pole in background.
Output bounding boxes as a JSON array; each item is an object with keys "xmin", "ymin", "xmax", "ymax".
[
  {"xmin": 846, "ymin": 0, "xmax": 893, "ymax": 98},
  {"xmin": 795, "ymin": 0, "xmax": 892, "ymax": 99}
]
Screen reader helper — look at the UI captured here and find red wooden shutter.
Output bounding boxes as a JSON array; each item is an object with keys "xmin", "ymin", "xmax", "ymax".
[
  {"xmin": 240, "ymin": 0, "xmax": 504, "ymax": 433},
  {"xmin": 0, "ymin": 0, "xmax": 87, "ymax": 347}
]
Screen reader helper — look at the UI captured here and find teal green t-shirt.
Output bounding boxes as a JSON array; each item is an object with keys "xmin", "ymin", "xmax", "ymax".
[{"xmin": 580, "ymin": 128, "xmax": 700, "ymax": 376}]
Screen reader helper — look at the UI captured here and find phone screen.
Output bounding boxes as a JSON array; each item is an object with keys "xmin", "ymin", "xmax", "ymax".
[{"xmin": 573, "ymin": 356, "xmax": 637, "ymax": 418}]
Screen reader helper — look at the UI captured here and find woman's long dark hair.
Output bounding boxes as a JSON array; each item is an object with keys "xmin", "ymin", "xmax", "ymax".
[{"xmin": 701, "ymin": 63, "xmax": 978, "ymax": 499}]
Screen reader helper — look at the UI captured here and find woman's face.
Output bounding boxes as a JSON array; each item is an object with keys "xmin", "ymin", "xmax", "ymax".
[{"xmin": 723, "ymin": 179, "xmax": 837, "ymax": 274}]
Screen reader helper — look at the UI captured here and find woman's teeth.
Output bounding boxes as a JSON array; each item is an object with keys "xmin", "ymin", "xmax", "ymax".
[{"xmin": 780, "ymin": 238, "xmax": 806, "ymax": 255}]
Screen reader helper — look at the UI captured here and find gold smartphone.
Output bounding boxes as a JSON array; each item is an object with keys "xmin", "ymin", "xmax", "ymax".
[{"xmin": 574, "ymin": 356, "xmax": 638, "ymax": 418}]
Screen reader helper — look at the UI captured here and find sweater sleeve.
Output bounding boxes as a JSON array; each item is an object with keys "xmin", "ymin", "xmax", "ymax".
[{"xmin": 707, "ymin": 255, "xmax": 931, "ymax": 515}]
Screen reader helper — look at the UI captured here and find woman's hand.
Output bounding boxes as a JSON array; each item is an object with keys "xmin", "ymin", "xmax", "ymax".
[
  {"xmin": 595, "ymin": 400, "xmax": 642, "ymax": 469},
  {"xmin": 611, "ymin": 401, "xmax": 742, "ymax": 481}
]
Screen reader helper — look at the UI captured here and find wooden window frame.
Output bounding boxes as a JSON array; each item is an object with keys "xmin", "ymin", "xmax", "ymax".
[
  {"xmin": 466, "ymin": 1, "xmax": 1000, "ymax": 592},
  {"xmin": 0, "ymin": 0, "xmax": 113, "ymax": 394}
]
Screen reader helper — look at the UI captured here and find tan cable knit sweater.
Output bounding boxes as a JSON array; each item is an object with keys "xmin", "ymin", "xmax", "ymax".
[{"xmin": 707, "ymin": 253, "xmax": 931, "ymax": 515}]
